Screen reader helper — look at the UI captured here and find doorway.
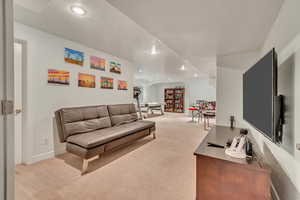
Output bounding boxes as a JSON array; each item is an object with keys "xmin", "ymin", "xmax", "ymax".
[
  {"xmin": 13, "ymin": 39, "xmax": 28, "ymax": 166},
  {"xmin": 14, "ymin": 42, "xmax": 23, "ymax": 165}
]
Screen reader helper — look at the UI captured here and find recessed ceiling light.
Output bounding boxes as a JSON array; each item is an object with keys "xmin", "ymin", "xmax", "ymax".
[
  {"xmin": 194, "ymin": 73, "xmax": 199, "ymax": 77},
  {"xmin": 180, "ymin": 65, "xmax": 185, "ymax": 71},
  {"xmin": 151, "ymin": 45, "xmax": 158, "ymax": 55},
  {"xmin": 71, "ymin": 5, "xmax": 87, "ymax": 16}
]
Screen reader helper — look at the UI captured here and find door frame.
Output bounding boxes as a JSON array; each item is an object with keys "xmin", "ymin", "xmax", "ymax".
[
  {"xmin": 0, "ymin": 1, "xmax": 5, "ymax": 199},
  {"xmin": 1, "ymin": 0, "xmax": 15, "ymax": 200},
  {"xmin": 14, "ymin": 39, "xmax": 30, "ymax": 165}
]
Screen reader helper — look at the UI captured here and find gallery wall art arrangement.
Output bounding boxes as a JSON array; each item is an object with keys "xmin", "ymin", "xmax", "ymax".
[
  {"xmin": 48, "ymin": 69, "xmax": 70, "ymax": 85},
  {"xmin": 101, "ymin": 77, "xmax": 114, "ymax": 89},
  {"xmin": 48, "ymin": 47, "xmax": 128, "ymax": 90},
  {"xmin": 118, "ymin": 80, "xmax": 128, "ymax": 90},
  {"xmin": 78, "ymin": 73, "xmax": 96, "ymax": 88}
]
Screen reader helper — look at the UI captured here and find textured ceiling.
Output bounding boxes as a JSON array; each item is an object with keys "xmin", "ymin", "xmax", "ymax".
[
  {"xmin": 108, "ymin": 0, "xmax": 283, "ymax": 71},
  {"xmin": 14, "ymin": 0, "xmax": 283, "ymax": 85},
  {"xmin": 14, "ymin": 0, "xmax": 209, "ymax": 85},
  {"xmin": 14, "ymin": 0, "xmax": 52, "ymax": 12}
]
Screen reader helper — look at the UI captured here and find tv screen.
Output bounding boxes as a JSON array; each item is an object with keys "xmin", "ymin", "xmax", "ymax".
[{"xmin": 243, "ymin": 49, "xmax": 277, "ymax": 141}]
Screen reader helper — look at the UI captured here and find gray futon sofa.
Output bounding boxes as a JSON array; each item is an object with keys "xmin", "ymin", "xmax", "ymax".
[{"xmin": 55, "ymin": 104, "xmax": 156, "ymax": 174}]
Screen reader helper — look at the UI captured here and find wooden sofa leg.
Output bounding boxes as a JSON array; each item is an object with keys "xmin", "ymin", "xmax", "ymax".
[
  {"xmin": 152, "ymin": 131, "xmax": 156, "ymax": 139},
  {"xmin": 82, "ymin": 159, "xmax": 89, "ymax": 175},
  {"xmin": 81, "ymin": 155, "xmax": 100, "ymax": 175}
]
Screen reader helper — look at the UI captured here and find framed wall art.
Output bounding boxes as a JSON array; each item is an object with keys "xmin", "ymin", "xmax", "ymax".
[
  {"xmin": 100, "ymin": 77, "xmax": 114, "ymax": 89},
  {"xmin": 47, "ymin": 69, "xmax": 70, "ymax": 85},
  {"xmin": 90, "ymin": 56, "xmax": 105, "ymax": 71},
  {"xmin": 109, "ymin": 61, "xmax": 121, "ymax": 74},
  {"xmin": 78, "ymin": 73, "xmax": 96, "ymax": 88},
  {"xmin": 118, "ymin": 80, "xmax": 128, "ymax": 90},
  {"xmin": 64, "ymin": 47, "xmax": 84, "ymax": 66}
]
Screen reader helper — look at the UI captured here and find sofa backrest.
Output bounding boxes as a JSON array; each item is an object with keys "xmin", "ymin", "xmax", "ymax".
[
  {"xmin": 55, "ymin": 105, "xmax": 112, "ymax": 142},
  {"xmin": 107, "ymin": 104, "xmax": 138, "ymax": 126}
]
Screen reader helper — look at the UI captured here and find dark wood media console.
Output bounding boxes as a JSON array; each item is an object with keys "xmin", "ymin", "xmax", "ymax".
[{"xmin": 194, "ymin": 126, "xmax": 271, "ymax": 200}]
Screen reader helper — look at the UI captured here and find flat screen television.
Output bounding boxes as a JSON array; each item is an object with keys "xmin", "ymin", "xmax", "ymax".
[{"xmin": 243, "ymin": 48, "xmax": 283, "ymax": 143}]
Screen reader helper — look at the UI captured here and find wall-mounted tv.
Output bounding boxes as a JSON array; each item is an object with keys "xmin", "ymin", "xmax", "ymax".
[{"xmin": 243, "ymin": 48, "xmax": 284, "ymax": 143}]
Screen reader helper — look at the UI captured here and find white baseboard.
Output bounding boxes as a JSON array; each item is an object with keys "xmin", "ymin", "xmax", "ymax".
[
  {"xmin": 31, "ymin": 151, "xmax": 55, "ymax": 163},
  {"xmin": 29, "ymin": 146, "xmax": 66, "ymax": 164},
  {"xmin": 54, "ymin": 146, "xmax": 66, "ymax": 155},
  {"xmin": 271, "ymin": 182, "xmax": 280, "ymax": 200}
]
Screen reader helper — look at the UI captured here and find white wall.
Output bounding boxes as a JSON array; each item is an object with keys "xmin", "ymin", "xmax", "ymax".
[
  {"xmin": 143, "ymin": 82, "xmax": 185, "ymax": 104},
  {"xmin": 242, "ymin": 39, "xmax": 300, "ymax": 197},
  {"xmin": 142, "ymin": 79, "xmax": 216, "ymax": 114},
  {"xmin": 142, "ymin": 82, "xmax": 185, "ymax": 113},
  {"xmin": 216, "ymin": 0, "xmax": 300, "ymax": 194},
  {"xmin": 216, "ymin": 67, "xmax": 244, "ymax": 127},
  {"xmin": 14, "ymin": 23, "xmax": 135, "ymax": 163},
  {"xmin": 186, "ymin": 78, "xmax": 216, "ymax": 105},
  {"xmin": 251, "ymin": 0, "xmax": 300, "ymax": 192}
]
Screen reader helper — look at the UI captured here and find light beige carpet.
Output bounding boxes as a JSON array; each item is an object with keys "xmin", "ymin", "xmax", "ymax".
[{"xmin": 15, "ymin": 113, "xmax": 208, "ymax": 200}]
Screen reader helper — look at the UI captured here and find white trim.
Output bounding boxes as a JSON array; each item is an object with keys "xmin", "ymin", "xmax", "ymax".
[
  {"xmin": 14, "ymin": 39, "xmax": 32, "ymax": 165},
  {"xmin": 31, "ymin": 151, "xmax": 55, "ymax": 164},
  {"xmin": 0, "ymin": 1, "xmax": 5, "ymax": 199},
  {"xmin": 279, "ymin": 32, "xmax": 300, "ymax": 65},
  {"xmin": 54, "ymin": 146, "xmax": 67, "ymax": 156},
  {"xmin": 2, "ymin": 0, "xmax": 14, "ymax": 199},
  {"xmin": 30, "ymin": 146, "xmax": 66, "ymax": 164},
  {"xmin": 271, "ymin": 181, "xmax": 280, "ymax": 200}
]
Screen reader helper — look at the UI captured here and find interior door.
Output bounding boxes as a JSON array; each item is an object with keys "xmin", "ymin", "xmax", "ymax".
[
  {"xmin": 0, "ymin": 0, "xmax": 15, "ymax": 200},
  {"xmin": 14, "ymin": 43, "xmax": 23, "ymax": 165}
]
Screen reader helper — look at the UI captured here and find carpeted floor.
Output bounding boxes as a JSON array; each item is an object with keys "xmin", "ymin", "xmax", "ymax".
[{"xmin": 15, "ymin": 113, "xmax": 209, "ymax": 200}]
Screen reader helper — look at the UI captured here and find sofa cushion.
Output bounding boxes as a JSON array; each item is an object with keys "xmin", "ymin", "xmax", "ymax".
[
  {"xmin": 67, "ymin": 120, "xmax": 155, "ymax": 148},
  {"xmin": 104, "ymin": 129, "xmax": 150, "ymax": 151},
  {"xmin": 66, "ymin": 142, "xmax": 105, "ymax": 159},
  {"xmin": 59, "ymin": 105, "xmax": 112, "ymax": 139},
  {"xmin": 108, "ymin": 104, "xmax": 138, "ymax": 126}
]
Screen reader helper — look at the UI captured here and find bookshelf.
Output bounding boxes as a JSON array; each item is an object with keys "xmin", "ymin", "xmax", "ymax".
[
  {"xmin": 164, "ymin": 88, "xmax": 185, "ymax": 113},
  {"xmin": 164, "ymin": 88, "xmax": 174, "ymax": 112}
]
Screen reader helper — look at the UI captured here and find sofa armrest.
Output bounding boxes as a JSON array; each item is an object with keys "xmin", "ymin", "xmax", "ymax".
[{"xmin": 55, "ymin": 110, "xmax": 66, "ymax": 143}]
